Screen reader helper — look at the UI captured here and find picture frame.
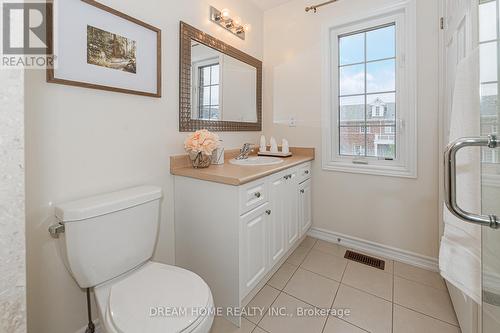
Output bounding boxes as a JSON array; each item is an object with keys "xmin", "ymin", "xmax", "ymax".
[{"xmin": 47, "ymin": 0, "xmax": 161, "ymax": 98}]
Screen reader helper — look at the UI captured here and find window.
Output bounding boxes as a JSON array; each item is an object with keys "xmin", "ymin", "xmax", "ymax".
[
  {"xmin": 198, "ymin": 63, "xmax": 220, "ymax": 120},
  {"xmin": 322, "ymin": 2, "xmax": 417, "ymax": 178}
]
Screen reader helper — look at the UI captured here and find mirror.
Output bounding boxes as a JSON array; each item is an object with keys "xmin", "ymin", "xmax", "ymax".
[{"xmin": 180, "ymin": 22, "xmax": 262, "ymax": 132}]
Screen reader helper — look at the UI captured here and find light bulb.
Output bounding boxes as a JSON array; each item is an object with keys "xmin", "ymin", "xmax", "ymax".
[
  {"xmin": 243, "ymin": 24, "xmax": 251, "ymax": 32},
  {"xmin": 233, "ymin": 16, "xmax": 242, "ymax": 26},
  {"xmin": 221, "ymin": 8, "xmax": 230, "ymax": 20}
]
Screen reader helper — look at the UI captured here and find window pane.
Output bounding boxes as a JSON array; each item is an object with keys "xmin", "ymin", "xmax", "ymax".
[
  {"xmin": 340, "ymin": 64, "xmax": 365, "ymax": 95},
  {"xmin": 481, "ymin": 83, "xmax": 498, "ymax": 137},
  {"xmin": 211, "ymin": 65, "xmax": 220, "ymax": 85},
  {"xmin": 199, "ymin": 107, "xmax": 210, "ymax": 119},
  {"xmin": 210, "ymin": 86, "xmax": 219, "ymax": 105},
  {"xmin": 201, "ymin": 87, "xmax": 210, "ymax": 105},
  {"xmin": 210, "ymin": 106, "xmax": 220, "ymax": 120},
  {"xmin": 367, "ymin": 93, "xmax": 396, "ymax": 124},
  {"xmin": 367, "ymin": 59, "xmax": 396, "ymax": 93},
  {"xmin": 340, "ymin": 95, "xmax": 365, "ymax": 125},
  {"xmin": 365, "ymin": 126, "xmax": 396, "ymax": 159},
  {"xmin": 201, "ymin": 67, "xmax": 211, "ymax": 86},
  {"xmin": 479, "ymin": 1, "xmax": 497, "ymax": 42},
  {"xmin": 340, "ymin": 126, "xmax": 365, "ymax": 156},
  {"xmin": 366, "ymin": 25, "xmax": 395, "ymax": 61},
  {"xmin": 339, "ymin": 32, "xmax": 365, "ymax": 66},
  {"xmin": 480, "ymin": 42, "xmax": 498, "ymax": 83}
]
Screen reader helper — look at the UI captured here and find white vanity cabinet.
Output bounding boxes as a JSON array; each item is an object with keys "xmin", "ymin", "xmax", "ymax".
[{"xmin": 174, "ymin": 161, "xmax": 312, "ymax": 326}]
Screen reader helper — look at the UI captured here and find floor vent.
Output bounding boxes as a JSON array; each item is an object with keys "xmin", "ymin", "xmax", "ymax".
[{"xmin": 344, "ymin": 250, "xmax": 385, "ymax": 270}]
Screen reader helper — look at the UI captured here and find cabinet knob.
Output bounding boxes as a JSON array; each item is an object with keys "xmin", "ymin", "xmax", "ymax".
[
  {"xmin": 266, "ymin": 210, "xmax": 272, "ymax": 215},
  {"xmin": 300, "ymin": 189, "xmax": 305, "ymax": 194},
  {"xmin": 254, "ymin": 192, "xmax": 261, "ymax": 198},
  {"xmin": 305, "ymin": 170, "xmax": 309, "ymax": 174}
]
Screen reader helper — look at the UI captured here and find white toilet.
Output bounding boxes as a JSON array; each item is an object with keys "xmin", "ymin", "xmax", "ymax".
[{"xmin": 54, "ymin": 186, "xmax": 214, "ymax": 333}]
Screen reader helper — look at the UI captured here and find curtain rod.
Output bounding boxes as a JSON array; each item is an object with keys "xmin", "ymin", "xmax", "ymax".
[{"xmin": 305, "ymin": 0, "xmax": 339, "ymax": 13}]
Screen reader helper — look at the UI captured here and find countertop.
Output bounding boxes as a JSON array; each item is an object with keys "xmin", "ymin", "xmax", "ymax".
[{"xmin": 170, "ymin": 147, "xmax": 315, "ymax": 186}]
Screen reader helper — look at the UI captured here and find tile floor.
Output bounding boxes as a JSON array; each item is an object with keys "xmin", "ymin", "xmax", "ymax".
[{"xmin": 210, "ymin": 237, "xmax": 460, "ymax": 333}]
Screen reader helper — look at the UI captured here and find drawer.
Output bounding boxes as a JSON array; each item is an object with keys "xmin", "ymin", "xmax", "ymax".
[
  {"xmin": 239, "ymin": 181, "xmax": 268, "ymax": 215},
  {"xmin": 297, "ymin": 162, "xmax": 312, "ymax": 183}
]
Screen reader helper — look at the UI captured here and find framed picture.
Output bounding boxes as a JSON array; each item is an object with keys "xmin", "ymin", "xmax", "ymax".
[{"xmin": 47, "ymin": 0, "xmax": 161, "ymax": 97}]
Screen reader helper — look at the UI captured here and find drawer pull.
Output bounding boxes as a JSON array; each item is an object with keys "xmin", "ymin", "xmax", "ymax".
[
  {"xmin": 300, "ymin": 189, "xmax": 305, "ymax": 194},
  {"xmin": 266, "ymin": 210, "xmax": 272, "ymax": 215},
  {"xmin": 304, "ymin": 170, "xmax": 310, "ymax": 175},
  {"xmin": 254, "ymin": 192, "xmax": 261, "ymax": 198}
]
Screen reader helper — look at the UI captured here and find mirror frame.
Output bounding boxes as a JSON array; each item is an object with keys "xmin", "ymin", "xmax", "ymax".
[{"xmin": 179, "ymin": 21, "xmax": 262, "ymax": 132}]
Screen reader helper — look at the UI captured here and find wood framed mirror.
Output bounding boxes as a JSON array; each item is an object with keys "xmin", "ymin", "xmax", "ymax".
[{"xmin": 179, "ymin": 22, "xmax": 262, "ymax": 132}]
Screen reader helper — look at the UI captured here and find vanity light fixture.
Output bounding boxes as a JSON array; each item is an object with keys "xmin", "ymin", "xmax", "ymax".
[{"xmin": 210, "ymin": 6, "xmax": 250, "ymax": 40}]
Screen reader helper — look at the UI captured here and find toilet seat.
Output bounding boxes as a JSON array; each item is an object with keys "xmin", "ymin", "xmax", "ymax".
[{"xmin": 95, "ymin": 262, "xmax": 214, "ymax": 333}]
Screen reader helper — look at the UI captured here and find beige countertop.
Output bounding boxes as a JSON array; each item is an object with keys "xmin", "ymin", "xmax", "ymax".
[{"xmin": 170, "ymin": 147, "xmax": 315, "ymax": 186}]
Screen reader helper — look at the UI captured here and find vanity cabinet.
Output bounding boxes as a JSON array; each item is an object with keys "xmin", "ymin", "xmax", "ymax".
[
  {"xmin": 240, "ymin": 202, "xmax": 270, "ymax": 296},
  {"xmin": 299, "ymin": 178, "xmax": 312, "ymax": 236},
  {"xmin": 174, "ymin": 161, "xmax": 312, "ymax": 326}
]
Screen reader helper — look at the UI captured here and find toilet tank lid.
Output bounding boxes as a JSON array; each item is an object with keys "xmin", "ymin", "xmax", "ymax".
[{"xmin": 55, "ymin": 186, "xmax": 162, "ymax": 223}]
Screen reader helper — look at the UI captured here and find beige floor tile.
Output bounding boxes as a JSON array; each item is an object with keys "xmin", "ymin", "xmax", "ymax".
[
  {"xmin": 299, "ymin": 236, "xmax": 318, "ymax": 250},
  {"xmin": 244, "ymin": 285, "xmax": 280, "ymax": 324},
  {"xmin": 286, "ymin": 246, "xmax": 310, "ymax": 266},
  {"xmin": 312, "ymin": 240, "xmax": 348, "ymax": 258},
  {"xmin": 300, "ymin": 250, "xmax": 347, "ymax": 281},
  {"xmin": 333, "ymin": 284, "xmax": 392, "ymax": 333},
  {"xmin": 267, "ymin": 263, "xmax": 297, "ymax": 290},
  {"xmin": 252, "ymin": 327, "xmax": 268, "ymax": 333},
  {"xmin": 283, "ymin": 268, "xmax": 339, "ymax": 308},
  {"xmin": 323, "ymin": 317, "xmax": 368, "ymax": 332},
  {"xmin": 394, "ymin": 261, "xmax": 447, "ymax": 291},
  {"xmin": 342, "ymin": 262, "xmax": 393, "ymax": 301},
  {"xmin": 210, "ymin": 317, "xmax": 255, "ymax": 333},
  {"xmin": 259, "ymin": 292, "xmax": 328, "ymax": 333},
  {"xmin": 394, "ymin": 277, "xmax": 458, "ymax": 326},
  {"xmin": 393, "ymin": 305, "xmax": 460, "ymax": 333}
]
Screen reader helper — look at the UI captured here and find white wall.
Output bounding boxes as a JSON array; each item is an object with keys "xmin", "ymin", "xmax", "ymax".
[
  {"xmin": 25, "ymin": 1, "xmax": 263, "ymax": 332},
  {"xmin": 0, "ymin": 69, "xmax": 26, "ymax": 333},
  {"xmin": 263, "ymin": 0, "xmax": 440, "ymax": 258}
]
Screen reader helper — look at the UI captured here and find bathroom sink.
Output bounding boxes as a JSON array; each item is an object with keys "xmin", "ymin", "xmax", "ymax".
[{"xmin": 229, "ymin": 156, "xmax": 284, "ymax": 166}]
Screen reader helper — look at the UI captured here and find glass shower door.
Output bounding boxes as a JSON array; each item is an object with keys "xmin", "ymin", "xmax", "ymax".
[{"xmin": 480, "ymin": 0, "xmax": 500, "ymax": 331}]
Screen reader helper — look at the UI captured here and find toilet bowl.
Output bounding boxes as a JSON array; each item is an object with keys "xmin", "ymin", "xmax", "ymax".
[
  {"xmin": 94, "ymin": 262, "xmax": 214, "ymax": 333},
  {"xmin": 52, "ymin": 186, "xmax": 214, "ymax": 333}
]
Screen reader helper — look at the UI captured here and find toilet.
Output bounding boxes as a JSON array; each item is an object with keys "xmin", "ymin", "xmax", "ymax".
[{"xmin": 54, "ymin": 186, "xmax": 214, "ymax": 333}]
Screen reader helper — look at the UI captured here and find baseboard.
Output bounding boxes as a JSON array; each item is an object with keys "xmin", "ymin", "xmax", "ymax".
[
  {"xmin": 307, "ymin": 227, "xmax": 439, "ymax": 272},
  {"xmin": 75, "ymin": 320, "xmax": 101, "ymax": 333}
]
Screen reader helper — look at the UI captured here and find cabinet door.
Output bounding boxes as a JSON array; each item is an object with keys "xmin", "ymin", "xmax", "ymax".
[
  {"xmin": 240, "ymin": 203, "xmax": 269, "ymax": 297},
  {"xmin": 299, "ymin": 179, "xmax": 312, "ymax": 237},
  {"xmin": 268, "ymin": 174, "xmax": 286, "ymax": 267},
  {"xmin": 285, "ymin": 171, "xmax": 299, "ymax": 248}
]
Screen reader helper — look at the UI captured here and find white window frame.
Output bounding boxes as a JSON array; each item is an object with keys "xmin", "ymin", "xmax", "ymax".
[{"xmin": 321, "ymin": 1, "xmax": 417, "ymax": 178}]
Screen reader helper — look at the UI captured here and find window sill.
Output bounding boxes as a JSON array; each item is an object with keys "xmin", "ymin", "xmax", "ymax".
[{"xmin": 322, "ymin": 160, "xmax": 417, "ymax": 179}]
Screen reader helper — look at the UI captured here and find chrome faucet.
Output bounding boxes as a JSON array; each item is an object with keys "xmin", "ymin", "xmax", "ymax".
[{"xmin": 235, "ymin": 143, "xmax": 255, "ymax": 160}]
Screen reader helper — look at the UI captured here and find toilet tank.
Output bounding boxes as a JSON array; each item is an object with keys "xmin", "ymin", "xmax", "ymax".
[{"xmin": 55, "ymin": 186, "xmax": 162, "ymax": 288}]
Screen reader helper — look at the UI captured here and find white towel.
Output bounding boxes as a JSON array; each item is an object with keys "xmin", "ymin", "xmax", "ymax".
[{"xmin": 439, "ymin": 49, "xmax": 482, "ymax": 304}]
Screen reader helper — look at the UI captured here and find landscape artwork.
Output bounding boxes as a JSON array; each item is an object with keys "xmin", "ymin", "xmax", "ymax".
[{"xmin": 87, "ymin": 25, "xmax": 137, "ymax": 74}]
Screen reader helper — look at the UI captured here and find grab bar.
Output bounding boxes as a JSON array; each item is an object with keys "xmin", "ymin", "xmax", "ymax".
[{"xmin": 444, "ymin": 135, "xmax": 500, "ymax": 229}]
